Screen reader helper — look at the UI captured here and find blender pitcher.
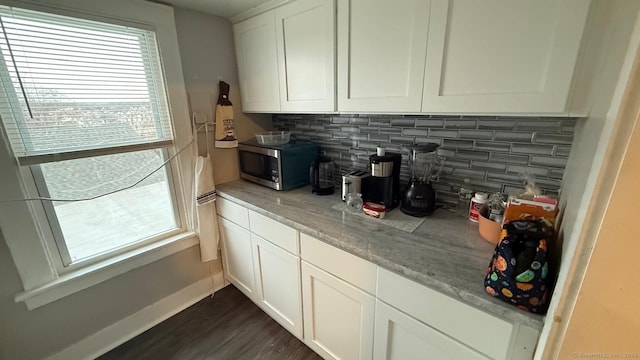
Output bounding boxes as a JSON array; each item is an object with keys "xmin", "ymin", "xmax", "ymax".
[{"xmin": 400, "ymin": 144, "xmax": 445, "ymax": 217}]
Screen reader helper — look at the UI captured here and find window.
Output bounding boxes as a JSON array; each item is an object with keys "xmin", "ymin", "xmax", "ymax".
[{"xmin": 0, "ymin": 6, "xmax": 185, "ymax": 268}]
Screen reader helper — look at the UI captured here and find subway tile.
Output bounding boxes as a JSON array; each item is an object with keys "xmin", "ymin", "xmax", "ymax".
[
  {"xmin": 415, "ymin": 119, "xmax": 444, "ymax": 127},
  {"xmin": 340, "ymin": 126, "xmax": 360, "ymax": 133},
  {"xmin": 415, "ymin": 137, "xmax": 442, "ymax": 145},
  {"xmin": 358, "ymin": 126, "xmax": 381, "ymax": 133},
  {"xmin": 486, "ymin": 173, "xmax": 524, "ymax": 185},
  {"xmin": 560, "ymin": 119, "xmax": 577, "ymax": 133},
  {"xmin": 503, "ymin": 185, "xmax": 526, "ymax": 195},
  {"xmin": 511, "ymin": 143, "xmax": 554, "ymax": 155},
  {"xmin": 533, "ymin": 178, "xmax": 562, "ymax": 190},
  {"xmin": 440, "ymin": 166, "xmax": 455, "ymax": 175},
  {"xmin": 477, "ymin": 119, "xmax": 518, "ymax": 130},
  {"xmin": 390, "ymin": 135, "xmax": 416, "ymax": 144},
  {"xmin": 349, "ymin": 134, "xmax": 369, "ymax": 141},
  {"xmin": 457, "ymin": 130, "xmax": 492, "ymax": 140},
  {"xmin": 442, "ymin": 139, "xmax": 474, "ymax": 149},
  {"xmin": 349, "ymin": 148, "xmax": 370, "ymax": 155},
  {"xmin": 444, "ymin": 119, "xmax": 477, "ymax": 129},
  {"xmin": 356, "ymin": 141, "xmax": 380, "ymax": 150},
  {"xmin": 544, "ymin": 190, "xmax": 560, "ymax": 198},
  {"xmin": 549, "ymin": 169, "xmax": 565, "ymax": 180},
  {"xmin": 530, "ymin": 155, "xmax": 568, "ymax": 168},
  {"xmin": 368, "ymin": 133, "xmax": 390, "ymax": 141},
  {"xmin": 369, "ymin": 117, "xmax": 391, "ymax": 125},
  {"xmin": 323, "ymin": 151, "xmax": 342, "ymax": 159},
  {"xmin": 473, "ymin": 141, "xmax": 511, "ymax": 152},
  {"xmin": 436, "ymin": 148, "xmax": 456, "ymax": 158},
  {"xmin": 431, "ymin": 114, "xmax": 462, "ymax": 119},
  {"xmin": 453, "ymin": 168, "xmax": 486, "ymax": 180},
  {"xmin": 331, "ymin": 132, "xmax": 350, "ymax": 139},
  {"xmin": 533, "ymin": 133, "xmax": 574, "ymax": 145},
  {"xmin": 349, "ymin": 117, "xmax": 370, "ymax": 125},
  {"xmin": 554, "ymin": 145, "xmax": 572, "ymax": 157},
  {"xmin": 443, "ymin": 159, "xmax": 471, "ymax": 168},
  {"xmin": 506, "ymin": 164, "xmax": 549, "ymax": 178},
  {"xmin": 470, "ymin": 161, "xmax": 507, "ymax": 172},
  {"xmin": 379, "ymin": 127, "xmax": 402, "ymax": 134},
  {"xmin": 455, "ymin": 149, "xmax": 490, "ymax": 161},
  {"xmin": 429, "ymin": 129, "xmax": 459, "ymax": 138},
  {"xmin": 431, "ymin": 182, "xmax": 452, "ymax": 192},
  {"xmin": 273, "ymin": 113, "xmax": 574, "ymax": 199},
  {"xmin": 391, "ymin": 118, "xmax": 416, "ymax": 126},
  {"xmin": 464, "ymin": 179, "xmax": 503, "ymax": 193},
  {"xmin": 489, "ymin": 153, "xmax": 530, "ymax": 164},
  {"xmin": 514, "ymin": 120, "xmax": 562, "ymax": 132},
  {"xmin": 402, "ymin": 128, "xmax": 430, "ymax": 137},
  {"xmin": 493, "ymin": 131, "xmax": 533, "ymax": 142}
]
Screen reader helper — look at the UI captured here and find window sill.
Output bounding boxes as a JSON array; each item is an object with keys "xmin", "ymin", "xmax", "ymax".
[{"xmin": 15, "ymin": 231, "xmax": 199, "ymax": 310}]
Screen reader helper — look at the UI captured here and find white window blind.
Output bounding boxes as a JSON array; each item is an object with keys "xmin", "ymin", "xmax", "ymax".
[{"xmin": 0, "ymin": 6, "xmax": 174, "ymax": 165}]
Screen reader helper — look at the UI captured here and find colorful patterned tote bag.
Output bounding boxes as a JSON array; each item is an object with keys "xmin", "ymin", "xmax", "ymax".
[{"xmin": 484, "ymin": 219, "xmax": 551, "ymax": 314}]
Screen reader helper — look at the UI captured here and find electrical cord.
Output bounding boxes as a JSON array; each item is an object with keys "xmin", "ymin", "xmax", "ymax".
[{"xmin": 0, "ymin": 124, "xmax": 205, "ymax": 204}]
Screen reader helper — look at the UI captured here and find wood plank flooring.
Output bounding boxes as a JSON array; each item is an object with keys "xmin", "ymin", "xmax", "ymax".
[{"xmin": 99, "ymin": 285, "xmax": 321, "ymax": 360}]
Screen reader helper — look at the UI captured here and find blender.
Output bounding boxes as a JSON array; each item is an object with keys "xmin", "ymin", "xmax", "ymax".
[{"xmin": 400, "ymin": 144, "xmax": 445, "ymax": 217}]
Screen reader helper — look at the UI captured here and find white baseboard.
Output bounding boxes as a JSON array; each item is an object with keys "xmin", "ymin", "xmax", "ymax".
[{"xmin": 46, "ymin": 277, "xmax": 224, "ymax": 360}]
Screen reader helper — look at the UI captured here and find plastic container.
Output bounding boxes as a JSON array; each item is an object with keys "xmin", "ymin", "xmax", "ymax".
[
  {"xmin": 362, "ymin": 202, "xmax": 386, "ymax": 219},
  {"xmin": 255, "ymin": 131, "xmax": 291, "ymax": 145},
  {"xmin": 468, "ymin": 192, "xmax": 488, "ymax": 222},
  {"xmin": 478, "ymin": 206, "xmax": 502, "ymax": 244}
]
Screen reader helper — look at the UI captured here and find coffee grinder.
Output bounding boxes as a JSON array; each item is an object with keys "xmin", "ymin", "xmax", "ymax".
[
  {"xmin": 400, "ymin": 144, "xmax": 445, "ymax": 216},
  {"xmin": 362, "ymin": 147, "xmax": 402, "ymax": 209}
]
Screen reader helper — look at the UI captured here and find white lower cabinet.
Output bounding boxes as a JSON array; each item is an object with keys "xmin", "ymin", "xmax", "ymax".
[
  {"xmin": 251, "ymin": 234, "xmax": 303, "ymax": 338},
  {"xmin": 373, "ymin": 300, "xmax": 488, "ymax": 360},
  {"xmin": 218, "ymin": 216, "xmax": 256, "ymax": 300},
  {"xmin": 218, "ymin": 198, "xmax": 539, "ymax": 360},
  {"xmin": 301, "ymin": 261, "xmax": 375, "ymax": 360}
]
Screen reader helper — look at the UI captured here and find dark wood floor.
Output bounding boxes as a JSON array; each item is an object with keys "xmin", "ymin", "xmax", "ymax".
[{"xmin": 99, "ymin": 285, "xmax": 321, "ymax": 360}]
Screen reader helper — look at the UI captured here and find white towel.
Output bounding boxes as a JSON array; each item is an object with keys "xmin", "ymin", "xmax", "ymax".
[{"xmin": 194, "ymin": 154, "xmax": 220, "ymax": 262}]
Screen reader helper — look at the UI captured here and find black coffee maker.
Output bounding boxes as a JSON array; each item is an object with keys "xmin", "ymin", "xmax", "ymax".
[{"xmin": 362, "ymin": 147, "xmax": 402, "ymax": 209}]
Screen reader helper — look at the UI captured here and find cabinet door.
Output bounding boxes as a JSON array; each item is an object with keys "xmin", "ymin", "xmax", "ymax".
[
  {"xmin": 251, "ymin": 234, "xmax": 303, "ymax": 338},
  {"xmin": 337, "ymin": 0, "xmax": 430, "ymax": 112},
  {"xmin": 373, "ymin": 301, "xmax": 489, "ymax": 360},
  {"xmin": 275, "ymin": 0, "xmax": 335, "ymax": 112},
  {"xmin": 218, "ymin": 216, "xmax": 256, "ymax": 300},
  {"xmin": 233, "ymin": 11, "xmax": 281, "ymax": 112},
  {"xmin": 422, "ymin": 0, "xmax": 590, "ymax": 114},
  {"xmin": 301, "ymin": 261, "xmax": 375, "ymax": 360}
]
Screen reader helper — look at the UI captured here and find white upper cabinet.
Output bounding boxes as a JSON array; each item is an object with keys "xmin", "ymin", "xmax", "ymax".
[
  {"xmin": 233, "ymin": 11, "xmax": 281, "ymax": 112},
  {"xmin": 422, "ymin": 0, "xmax": 591, "ymax": 114},
  {"xmin": 275, "ymin": 0, "xmax": 335, "ymax": 112},
  {"xmin": 337, "ymin": 0, "xmax": 430, "ymax": 112}
]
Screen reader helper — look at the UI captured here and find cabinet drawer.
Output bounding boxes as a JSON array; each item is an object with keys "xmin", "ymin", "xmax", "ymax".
[
  {"xmin": 377, "ymin": 268, "xmax": 512, "ymax": 360},
  {"xmin": 249, "ymin": 210, "xmax": 298, "ymax": 254},
  {"xmin": 300, "ymin": 233, "xmax": 377, "ymax": 294},
  {"xmin": 216, "ymin": 197, "xmax": 249, "ymax": 228}
]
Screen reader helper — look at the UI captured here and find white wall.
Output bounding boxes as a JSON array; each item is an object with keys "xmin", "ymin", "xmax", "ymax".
[
  {"xmin": 174, "ymin": 7, "xmax": 271, "ymax": 185},
  {"xmin": 536, "ymin": 1, "xmax": 640, "ymax": 358},
  {"xmin": 0, "ymin": 6, "xmax": 259, "ymax": 359}
]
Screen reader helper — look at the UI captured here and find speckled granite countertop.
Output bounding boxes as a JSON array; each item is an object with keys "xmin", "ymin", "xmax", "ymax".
[{"xmin": 216, "ymin": 179, "xmax": 544, "ymax": 329}]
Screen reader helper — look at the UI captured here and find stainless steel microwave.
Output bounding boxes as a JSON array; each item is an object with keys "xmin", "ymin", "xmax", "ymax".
[{"xmin": 238, "ymin": 140, "xmax": 319, "ymax": 190}]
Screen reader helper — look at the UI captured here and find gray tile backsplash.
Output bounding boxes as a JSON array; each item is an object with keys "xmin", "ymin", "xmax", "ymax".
[{"xmin": 273, "ymin": 114, "xmax": 576, "ymax": 205}]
